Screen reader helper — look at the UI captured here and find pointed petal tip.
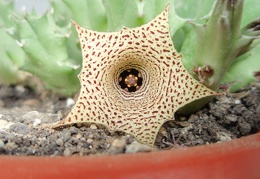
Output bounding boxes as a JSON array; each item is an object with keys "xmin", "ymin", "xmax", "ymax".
[
  {"xmin": 71, "ymin": 20, "xmax": 83, "ymax": 33},
  {"xmin": 52, "ymin": 116, "xmax": 75, "ymax": 129},
  {"xmin": 71, "ymin": 19, "xmax": 77, "ymax": 26},
  {"xmin": 52, "ymin": 121, "xmax": 68, "ymax": 129},
  {"xmin": 52, "ymin": 122, "xmax": 62, "ymax": 129},
  {"xmin": 166, "ymin": 3, "xmax": 170, "ymax": 10},
  {"xmin": 71, "ymin": 20, "xmax": 81, "ymax": 29}
]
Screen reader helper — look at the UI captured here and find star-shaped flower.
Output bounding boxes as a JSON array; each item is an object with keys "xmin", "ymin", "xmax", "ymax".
[{"xmin": 53, "ymin": 5, "xmax": 219, "ymax": 146}]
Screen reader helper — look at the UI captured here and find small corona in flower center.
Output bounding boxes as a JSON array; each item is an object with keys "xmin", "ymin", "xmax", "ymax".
[
  {"xmin": 125, "ymin": 74, "xmax": 138, "ymax": 87},
  {"xmin": 118, "ymin": 68, "xmax": 143, "ymax": 92}
]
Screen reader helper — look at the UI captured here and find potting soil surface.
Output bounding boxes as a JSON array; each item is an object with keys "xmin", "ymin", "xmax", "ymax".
[{"xmin": 0, "ymin": 81, "xmax": 259, "ymax": 156}]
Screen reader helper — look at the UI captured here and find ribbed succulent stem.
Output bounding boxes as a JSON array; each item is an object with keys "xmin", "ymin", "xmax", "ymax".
[
  {"xmin": 192, "ymin": 0, "xmax": 243, "ymax": 89},
  {"xmin": 179, "ymin": 0, "xmax": 260, "ymax": 114}
]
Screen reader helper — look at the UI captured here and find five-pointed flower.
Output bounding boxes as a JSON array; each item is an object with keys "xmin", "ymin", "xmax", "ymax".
[{"xmin": 53, "ymin": 5, "xmax": 219, "ymax": 146}]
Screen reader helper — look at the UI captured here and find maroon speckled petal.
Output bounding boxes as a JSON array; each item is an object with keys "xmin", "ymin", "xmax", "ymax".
[{"xmin": 53, "ymin": 5, "xmax": 219, "ymax": 146}]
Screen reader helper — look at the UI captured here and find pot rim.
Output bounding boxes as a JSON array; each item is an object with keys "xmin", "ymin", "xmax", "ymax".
[{"xmin": 0, "ymin": 132, "xmax": 259, "ymax": 178}]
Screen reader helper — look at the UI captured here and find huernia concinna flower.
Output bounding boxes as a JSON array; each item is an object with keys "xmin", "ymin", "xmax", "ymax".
[{"xmin": 53, "ymin": 5, "xmax": 219, "ymax": 146}]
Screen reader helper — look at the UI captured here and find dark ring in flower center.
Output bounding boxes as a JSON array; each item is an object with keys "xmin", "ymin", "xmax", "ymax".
[{"xmin": 119, "ymin": 68, "xmax": 143, "ymax": 92}]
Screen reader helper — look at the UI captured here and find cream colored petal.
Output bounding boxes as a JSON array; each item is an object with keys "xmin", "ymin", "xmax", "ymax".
[{"xmin": 53, "ymin": 5, "xmax": 219, "ymax": 146}]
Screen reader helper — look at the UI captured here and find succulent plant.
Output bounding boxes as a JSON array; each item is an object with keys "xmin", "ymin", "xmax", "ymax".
[
  {"xmin": 182, "ymin": 0, "xmax": 260, "ymax": 88},
  {"xmin": 11, "ymin": 11, "xmax": 81, "ymax": 96},
  {"xmin": 177, "ymin": 0, "xmax": 260, "ymax": 113},
  {"xmin": 0, "ymin": 1, "xmax": 25, "ymax": 84}
]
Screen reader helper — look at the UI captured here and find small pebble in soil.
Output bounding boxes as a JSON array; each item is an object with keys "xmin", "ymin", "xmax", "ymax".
[
  {"xmin": 33, "ymin": 118, "xmax": 41, "ymax": 127},
  {"xmin": 217, "ymin": 132, "xmax": 232, "ymax": 142},
  {"xmin": 86, "ymin": 138, "xmax": 93, "ymax": 144},
  {"xmin": 70, "ymin": 127, "xmax": 78, "ymax": 135},
  {"xmin": 90, "ymin": 124, "xmax": 97, "ymax": 130},
  {"xmin": 63, "ymin": 148, "xmax": 71, "ymax": 156},
  {"xmin": 5, "ymin": 141, "xmax": 18, "ymax": 151},
  {"xmin": 66, "ymin": 98, "xmax": 75, "ymax": 107},
  {"xmin": 224, "ymin": 114, "xmax": 238, "ymax": 124},
  {"xmin": 0, "ymin": 139, "xmax": 4, "ymax": 148},
  {"xmin": 0, "ymin": 119, "xmax": 14, "ymax": 131},
  {"xmin": 22, "ymin": 111, "xmax": 40, "ymax": 124},
  {"xmin": 108, "ymin": 139, "xmax": 127, "ymax": 154},
  {"xmin": 234, "ymin": 99, "xmax": 241, "ymax": 104},
  {"xmin": 238, "ymin": 117, "xmax": 251, "ymax": 135},
  {"xmin": 56, "ymin": 138, "xmax": 64, "ymax": 146},
  {"xmin": 88, "ymin": 134, "xmax": 94, "ymax": 139},
  {"xmin": 125, "ymin": 141, "xmax": 155, "ymax": 153}
]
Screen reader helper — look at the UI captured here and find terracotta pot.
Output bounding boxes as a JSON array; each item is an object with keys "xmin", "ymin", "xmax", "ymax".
[{"xmin": 0, "ymin": 133, "xmax": 259, "ymax": 179}]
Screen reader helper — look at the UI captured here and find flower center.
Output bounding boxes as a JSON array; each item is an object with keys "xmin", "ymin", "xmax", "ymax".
[{"xmin": 119, "ymin": 68, "xmax": 143, "ymax": 92}]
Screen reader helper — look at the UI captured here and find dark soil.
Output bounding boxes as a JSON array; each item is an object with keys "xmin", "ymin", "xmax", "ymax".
[{"xmin": 0, "ymin": 81, "xmax": 259, "ymax": 156}]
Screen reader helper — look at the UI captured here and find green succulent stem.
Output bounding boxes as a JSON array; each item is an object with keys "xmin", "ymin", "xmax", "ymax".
[
  {"xmin": 180, "ymin": 0, "xmax": 260, "ymax": 114},
  {"xmin": 193, "ymin": 0, "xmax": 242, "ymax": 89}
]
